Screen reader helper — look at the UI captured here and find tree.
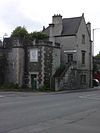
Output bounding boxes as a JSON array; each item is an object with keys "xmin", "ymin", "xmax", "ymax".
[
  {"xmin": 93, "ymin": 53, "xmax": 100, "ymax": 73},
  {"xmin": 93, "ymin": 63, "xmax": 98, "ymax": 73},
  {"xmin": 95, "ymin": 53, "xmax": 100, "ymax": 58},
  {"xmin": 11, "ymin": 26, "xmax": 48, "ymax": 41},
  {"xmin": 11, "ymin": 26, "xmax": 28, "ymax": 39},
  {"xmin": 29, "ymin": 32, "xmax": 48, "ymax": 41}
]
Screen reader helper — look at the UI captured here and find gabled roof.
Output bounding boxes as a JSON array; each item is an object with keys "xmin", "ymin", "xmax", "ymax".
[
  {"xmin": 62, "ymin": 16, "xmax": 82, "ymax": 36},
  {"xmin": 43, "ymin": 15, "xmax": 82, "ymax": 36}
]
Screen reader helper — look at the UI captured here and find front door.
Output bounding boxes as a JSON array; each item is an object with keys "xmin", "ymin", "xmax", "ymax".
[{"xmin": 31, "ymin": 74, "xmax": 37, "ymax": 90}]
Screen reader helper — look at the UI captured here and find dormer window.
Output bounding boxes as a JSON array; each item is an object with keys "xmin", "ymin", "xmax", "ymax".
[{"xmin": 82, "ymin": 34, "xmax": 85, "ymax": 44}]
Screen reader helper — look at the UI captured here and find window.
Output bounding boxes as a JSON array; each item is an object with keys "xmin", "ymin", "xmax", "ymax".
[
  {"xmin": 80, "ymin": 75, "xmax": 86, "ymax": 84},
  {"xmin": 68, "ymin": 54, "xmax": 73, "ymax": 63},
  {"xmin": 82, "ymin": 34, "xmax": 85, "ymax": 44},
  {"xmin": 82, "ymin": 51, "xmax": 85, "ymax": 64}
]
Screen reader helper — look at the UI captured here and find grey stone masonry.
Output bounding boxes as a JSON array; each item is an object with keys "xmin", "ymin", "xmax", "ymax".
[
  {"xmin": 2, "ymin": 38, "xmax": 60, "ymax": 89},
  {"xmin": 27, "ymin": 40, "xmax": 60, "ymax": 89},
  {"xmin": 43, "ymin": 14, "xmax": 92, "ymax": 89}
]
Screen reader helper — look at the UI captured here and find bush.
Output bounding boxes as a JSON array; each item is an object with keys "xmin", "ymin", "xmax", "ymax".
[
  {"xmin": 38, "ymin": 85, "xmax": 55, "ymax": 92},
  {"xmin": 0, "ymin": 83, "xmax": 20, "ymax": 91},
  {"xmin": 38, "ymin": 85, "xmax": 49, "ymax": 92}
]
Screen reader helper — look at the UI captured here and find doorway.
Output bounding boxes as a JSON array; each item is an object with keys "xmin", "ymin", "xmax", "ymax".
[{"xmin": 31, "ymin": 74, "xmax": 37, "ymax": 90}]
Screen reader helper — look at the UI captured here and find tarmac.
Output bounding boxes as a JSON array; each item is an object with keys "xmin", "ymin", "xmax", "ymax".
[{"xmin": 0, "ymin": 86, "xmax": 100, "ymax": 96}]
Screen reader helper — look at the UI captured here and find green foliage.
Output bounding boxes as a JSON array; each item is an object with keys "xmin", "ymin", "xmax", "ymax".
[
  {"xmin": 93, "ymin": 63, "xmax": 98, "ymax": 73},
  {"xmin": 11, "ymin": 26, "xmax": 48, "ymax": 41},
  {"xmin": 93, "ymin": 53, "xmax": 100, "ymax": 73},
  {"xmin": 29, "ymin": 32, "xmax": 48, "ymax": 41},
  {"xmin": 0, "ymin": 83, "xmax": 20, "ymax": 91},
  {"xmin": 95, "ymin": 53, "xmax": 100, "ymax": 57},
  {"xmin": 11, "ymin": 26, "xmax": 28, "ymax": 38},
  {"xmin": 39, "ymin": 85, "xmax": 51, "ymax": 92},
  {"xmin": 0, "ymin": 83, "xmax": 34, "ymax": 92}
]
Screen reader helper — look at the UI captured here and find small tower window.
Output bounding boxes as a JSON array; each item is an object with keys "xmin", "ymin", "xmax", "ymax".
[
  {"xmin": 82, "ymin": 34, "xmax": 85, "ymax": 44},
  {"xmin": 82, "ymin": 51, "xmax": 85, "ymax": 64}
]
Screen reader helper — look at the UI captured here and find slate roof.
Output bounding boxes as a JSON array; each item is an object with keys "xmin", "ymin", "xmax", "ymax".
[
  {"xmin": 62, "ymin": 16, "xmax": 82, "ymax": 36},
  {"xmin": 43, "ymin": 16, "xmax": 82, "ymax": 36}
]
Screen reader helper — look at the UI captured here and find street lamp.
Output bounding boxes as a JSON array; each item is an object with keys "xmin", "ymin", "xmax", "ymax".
[{"xmin": 92, "ymin": 28, "xmax": 100, "ymax": 56}]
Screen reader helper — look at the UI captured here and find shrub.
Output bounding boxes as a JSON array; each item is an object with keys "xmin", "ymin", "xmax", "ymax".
[{"xmin": 0, "ymin": 83, "xmax": 20, "ymax": 91}]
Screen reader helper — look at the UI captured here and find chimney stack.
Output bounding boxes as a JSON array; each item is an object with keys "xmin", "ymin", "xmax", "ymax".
[{"xmin": 52, "ymin": 14, "xmax": 62, "ymax": 24}]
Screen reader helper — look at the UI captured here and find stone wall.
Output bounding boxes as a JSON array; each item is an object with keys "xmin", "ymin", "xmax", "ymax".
[
  {"xmin": 27, "ymin": 41, "xmax": 60, "ymax": 89},
  {"xmin": 5, "ymin": 46, "xmax": 25, "ymax": 86}
]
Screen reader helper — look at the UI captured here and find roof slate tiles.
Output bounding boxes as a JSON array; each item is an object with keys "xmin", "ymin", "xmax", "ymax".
[{"xmin": 62, "ymin": 16, "xmax": 82, "ymax": 36}]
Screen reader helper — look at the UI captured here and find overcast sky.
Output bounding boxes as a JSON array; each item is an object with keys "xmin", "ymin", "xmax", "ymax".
[{"xmin": 0, "ymin": 0, "xmax": 100, "ymax": 55}]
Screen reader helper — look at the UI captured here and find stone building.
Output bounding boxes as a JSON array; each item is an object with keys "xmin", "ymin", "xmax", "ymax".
[
  {"xmin": 43, "ymin": 14, "xmax": 92, "ymax": 90},
  {"xmin": 3, "ymin": 38, "xmax": 60, "ymax": 90},
  {"xmin": 0, "ymin": 13, "xmax": 93, "ymax": 90},
  {"xmin": 0, "ymin": 43, "xmax": 5, "ymax": 84}
]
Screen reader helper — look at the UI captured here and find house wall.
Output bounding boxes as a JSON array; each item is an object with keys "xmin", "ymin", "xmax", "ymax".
[
  {"xmin": 53, "ymin": 16, "xmax": 92, "ymax": 89},
  {"xmin": 28, "ymin": 42, "xmax": 60, "ymax": 89},
  {"xmin": 5, "ymin": 47, "xmax": 25, "ymax": 86},
  {"xmin": 55, "ymin": 36, "xmax": 77, "ymax": 64},
  {"xmin": 76, "ymin": 17, "xmax": 90, "ymax": 70},
  {"xmin": 0, "ymin": 48, "xmax": 6, "ymax": 84},
  {"xmin": 5, "ymin": 49, "xmax": 17, "ymax": 84},
  {"xmin": 44, "ymin": 46, "xmax": 53, "ymax": 87},
  {"xmin": 15, "ymin": 47, "xmax": 25, "ymax": 86},
  {"xmin": 52, "ymin": 48, "xmax": 60, "ymax": 75},
  {"xmin": 76, "ymin": 17, "xmax": 92, "ymax": 87},
  {"xmin": 28, "ymin": 46, "xmax": 43, "ymax": 88}
]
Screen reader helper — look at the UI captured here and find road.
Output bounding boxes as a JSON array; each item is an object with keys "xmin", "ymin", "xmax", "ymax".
[{"xmin": 0, "ymin": 89, "xmax": 100, "ymax": 133}]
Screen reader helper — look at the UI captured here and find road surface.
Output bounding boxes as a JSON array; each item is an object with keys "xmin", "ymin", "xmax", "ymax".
[{"xmin": 0, "ymin": 89, "xmax": 100, "ymax": 133}]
